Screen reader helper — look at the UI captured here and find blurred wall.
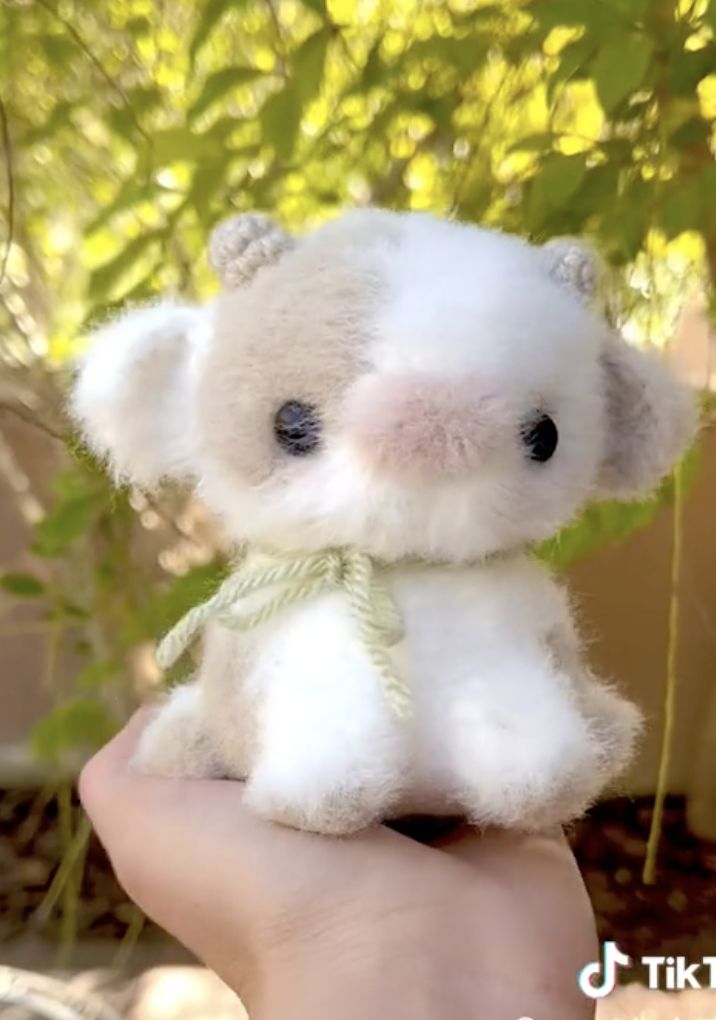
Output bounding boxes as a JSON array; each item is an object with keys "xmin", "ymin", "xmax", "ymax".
[
  {"xmin": 0, "ymin": 411, "xmax": 58, "ymax": 764},
  {"xmin": 569, "ymin": 423, "xmax": 716, "ymax": 837}
]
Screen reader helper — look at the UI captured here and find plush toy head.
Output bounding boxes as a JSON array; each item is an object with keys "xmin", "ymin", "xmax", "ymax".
[{"xmin": 72, "ymin": 209, "xmax": 696, "ymax": 562}]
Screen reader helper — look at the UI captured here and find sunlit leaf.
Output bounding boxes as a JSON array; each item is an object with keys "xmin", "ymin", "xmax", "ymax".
[
  {"xmin": 294, "ymin": 27, "xmax": 332, "ymax": 103},
  {"xmin": 51, "ymin": 597, "xmax": 90, "ymax": 621},
  {"xmin": 31, "ymin": 699, "xmax": 117, "ymax": 760},
  {"xmin": 40, "ymin": 33, "xmax": 76, "ymax": 66},
  {"xmin": 361, "ymin": 39, "xmax": 384, "ymax": 90},
  {"xmin": 528, "ymin": 153, "xmax": 586, "ymax": 228},
  {"xmin": 668, "ymin": 46, "xmax": 716, "ymax": 96},
  {"xmin": 541, "ymin": 445, "xmax": 701, "ymax": 570},
  {"xmin": 81, "ymin": 271, "xmax": 163, "ymax": 332},
  {"xmin": 87, "ymin": 180, "xmax": 157, "ymax": 235},
  {"xmin": 126, "ymin": 16, "xmax": 152, "ymax": 38},
  {"xmin": 0, "ymin": 572, "xmax": 46, "ymax": 597},
  {"xmin": 88, "ymin": 230, "xmax": 165, "ymax": 301},
  {"xmin": 188, "ymin": 161, "xmax": 230, "ymax": 218},
  {"xmin": 547, "ymin": 37, "xmax": 596, "ymax": 102},
  {"xmin": 600, "ymin": 176, "xmax": 649, "ymax": 261},
  {"xmin": 405, "ymin": 35, "xmax": 489, "ymax": 75},
  {"xmin": 261, "ymin": 85, "xmax": 303, "ymax": 160},
  {"xmin": 153, "ymin": 127, "xmax": 217, "ymax": 164},
  {"xmin": 122, "ymin": 559, "xmax": 227, "ymax": 645},
  {"xmin": 190, "ymin": 0, "xmax": 249, "ymax": 69},
  {"xmin": 669, "ymin": 116, "xmax": 710, "ymax": 150},
  {"xmin": 660, "ymin": 180, "xmax": 702, "ymax": 239},
  {"xmin": 300, "ymin": 0, "xmax": 328, "ymax": 16},
  {"xmin": 592, "ymin": 35, "xmax": 653, "ymax": 113},
  {"xmin": 32, "ymin": 493, "xmax": 98, "ymax": 559},
  {"xmin": 20, "ymin": 100, "xmax": 75, "ymax": 147},
  {"xmin": 532, "ymin": 0, "xmax": 619, "ymax": 32},
  {"xmin": 508, "ymin": 131, "xmax": 554, "ymax": 153},
  {"xmin": 74, "ymin": 659, "xmax": 117, "ymax": 689},
  {"xmin": 189, "ymin": 66, "xmax": 265, "ymax": 123},
  {"xmin": 127, "ymin": 84, "xmax": 164, "ymax": 117},
  {"xmin": 602, "ymin": 0, "xmax": 648, "ymax": 18}
]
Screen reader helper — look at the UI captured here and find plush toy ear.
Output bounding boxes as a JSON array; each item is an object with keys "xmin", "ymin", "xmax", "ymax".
[
  {"xmin": 543, "ymin": 237, "xmax": 698, "ymax": 498},
  {"xmin": 70, "ymin": 302, "xmax": 209, "ymax": 487},
  {"xmin": 542, "ymin": 236, "xmax": 607, "ymax": 310},
  {"xmin": 595, "ymin": 337, "xmax": 698, "ymax": 500},
  {"xmin": 208, "ymin": 213, "xmax": 293, "ymax": 289}
]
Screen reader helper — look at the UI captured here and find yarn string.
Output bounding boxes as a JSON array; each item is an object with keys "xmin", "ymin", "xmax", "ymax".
[{"xmin": 155, "ymin": 547, "xmax": 412, "ymax": 718}]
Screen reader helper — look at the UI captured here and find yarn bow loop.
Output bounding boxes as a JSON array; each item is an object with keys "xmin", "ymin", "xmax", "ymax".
[{"xmin": 156, "ymin": 547, "xmax": 412, "ymax": 718}]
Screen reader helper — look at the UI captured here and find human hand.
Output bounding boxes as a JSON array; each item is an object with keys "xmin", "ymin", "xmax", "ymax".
[{"xmin": 80, "ymin": 711, "xmax": 597, "ymax": 1020}]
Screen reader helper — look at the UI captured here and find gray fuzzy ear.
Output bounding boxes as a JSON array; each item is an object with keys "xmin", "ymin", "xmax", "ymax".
[
  {"xmin": 208, "ymin": 213, "xmax": 293, "ymax": 289},
  {"xmin": 595, "ymin": 338, "xmax": 698, "ymax": 500},
  {"xmin": 543, "ymin": 237, "xmax": 606, "ymax": 311}
]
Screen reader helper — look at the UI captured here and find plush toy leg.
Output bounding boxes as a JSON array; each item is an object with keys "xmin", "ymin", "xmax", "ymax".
[
  {"xmin": 244, "ymin": 671, "xmax": 408, "ymax": 835},
  {"xmin": 445, "ymin": 666, "xmax": 607, "ymax": 831},
  {"xmin": 131, "ymin": 681, "xmax": 221, "ymax": 779},
  {"xmin": 575, "ymin": 678, "xmax": 643, "ymax": 779}
]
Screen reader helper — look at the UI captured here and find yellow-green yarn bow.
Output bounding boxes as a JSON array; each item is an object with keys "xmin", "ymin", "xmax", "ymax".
[{"xmin": 156, "ymin": 547, "xmax": 412, "ymax": 718}]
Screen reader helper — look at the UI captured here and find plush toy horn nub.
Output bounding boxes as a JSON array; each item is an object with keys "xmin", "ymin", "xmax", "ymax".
[
  {"xmin": 543, "ymin": 237, "xmax": 607, "ymax": 313},
  {"xmin": 208, "ymin": 213, "xmax": 294, "ymax": 289}
]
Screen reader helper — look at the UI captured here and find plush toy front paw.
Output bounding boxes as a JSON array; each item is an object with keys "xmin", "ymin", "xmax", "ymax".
[
  {"xmin": 244, "ymin": 766, "xmax": 402, "ymax": 835},
  {"xmin": 448, "ymin": 684, "xmax": 609, "ymax": 831},
  {"xmin": 459, "ymin": 743, "xmax": 602, "ymax": 833},
  {"xmin": 131, "ymin": 683, "xmax": 221, "ymax": 780}
]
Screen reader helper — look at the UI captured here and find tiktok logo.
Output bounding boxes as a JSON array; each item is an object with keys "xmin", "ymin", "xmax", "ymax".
[{"xmin": 578, "ymin": 941, "xmax": 632, "ymax": 999}]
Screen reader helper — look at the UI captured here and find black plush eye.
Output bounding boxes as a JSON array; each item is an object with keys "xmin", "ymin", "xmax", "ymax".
[
  {"xmin": 521, "ymin": 413, "xmax": 558, "ymax": 463},
  {"xmin": 274, "ymin": 400, "xmax": 321, "ymax": 456}
]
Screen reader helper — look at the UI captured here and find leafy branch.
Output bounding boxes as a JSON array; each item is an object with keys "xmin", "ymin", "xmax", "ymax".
[{"xmin": 33, "ymin": 0, "xmax": 152, "ymax": 150}]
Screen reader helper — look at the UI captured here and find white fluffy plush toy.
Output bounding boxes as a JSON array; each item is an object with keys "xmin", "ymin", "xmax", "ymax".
[{"xmin": 72, "ymin": 209, "xmax": 696, "ymax": 835}]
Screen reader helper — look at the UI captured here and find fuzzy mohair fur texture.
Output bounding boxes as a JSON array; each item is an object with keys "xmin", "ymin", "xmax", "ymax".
[{"xmin": 71, "ymin": 209, "xmax": 697, "ymax": 835}]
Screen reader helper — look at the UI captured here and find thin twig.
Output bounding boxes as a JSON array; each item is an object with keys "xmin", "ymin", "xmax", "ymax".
[
  {"xmin": 0, "ymin": 97, "xmax": 14, "ymax": 287},
  {"xmin": 0, "ymin": 400, "xmax": 66, "ymax": 442},
  {"xmin": 34, "ymin": 0, "xmax": 151, "ymax": 146}
]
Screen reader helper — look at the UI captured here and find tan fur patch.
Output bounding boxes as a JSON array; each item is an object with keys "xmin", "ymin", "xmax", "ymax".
[{"xmin": 196, "ymin": 213, "xmax": 401, "ymax": 485}]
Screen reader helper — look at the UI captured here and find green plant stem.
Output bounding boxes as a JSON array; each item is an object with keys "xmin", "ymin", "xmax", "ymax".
[
  {"xmin": 57, "ymin": 797, "xmax": 90, "ymax": 966},
  {"xmin": 35, "ymin": 812, "xmax": 92, "ymax": 927},
  {"xmin": 113, "ymin": 906, "xmax": 146, "ymax": 970},
  {"xmin": 643, "ymin": 460, "xmax": 684, "ymax": 884},
  {"xmin": 51, "ymin": 786, "xmax": 88, "ymax": 964}
]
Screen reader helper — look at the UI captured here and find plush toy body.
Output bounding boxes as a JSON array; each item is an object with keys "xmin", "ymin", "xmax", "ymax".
[
  {"xmin": 133, "ymin": 554, "xmax": 639, "ymax": 835},
  {"xmin": 72, "ymin": 209, "xmax": 696, "ymax": 835}
]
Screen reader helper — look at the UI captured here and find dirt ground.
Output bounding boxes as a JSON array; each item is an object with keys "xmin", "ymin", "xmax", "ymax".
[
  {"xmin": 3, "ymin": 788, "xmax": 714, "ymax": 951},
  {"xmin": 569, "ymin": 795, "xmax": 716, "ymax": 983}
]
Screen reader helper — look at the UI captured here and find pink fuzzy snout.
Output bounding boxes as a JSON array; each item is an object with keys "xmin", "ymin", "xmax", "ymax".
[{"xmin": 343, "ymin": 372, "xmax": 509, "ymax": 479}]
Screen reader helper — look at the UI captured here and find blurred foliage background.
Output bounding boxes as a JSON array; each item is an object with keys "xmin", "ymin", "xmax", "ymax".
[{"xmin": 0, "ymin": 0, "xmax": 714, "ymax": 832}]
